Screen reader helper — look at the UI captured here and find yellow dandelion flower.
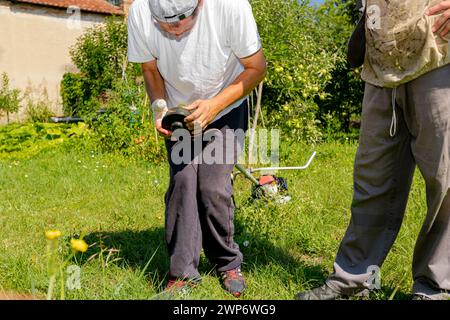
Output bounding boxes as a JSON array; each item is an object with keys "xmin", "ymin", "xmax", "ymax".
[
  {"xmin": 45, "ymin": 230, "xmax": 62, "ymax": 240},
  {"xmin": 70, "ymin": 239, "xmax": 89, "ymax": 253}
]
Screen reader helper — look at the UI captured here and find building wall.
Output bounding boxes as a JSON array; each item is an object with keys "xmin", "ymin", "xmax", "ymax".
[{"xmin": 0, "ymin": 1, "xmax": 109, "ymax": 124}]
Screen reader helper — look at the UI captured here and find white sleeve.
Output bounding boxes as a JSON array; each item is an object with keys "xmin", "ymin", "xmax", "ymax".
[
  {"xmin": 127, "ymin": 5, "xmax": 155, "ymax": 63},
  {"xmin": 228, "ymin": 0, "xmax": 262, "ymax": 59}
]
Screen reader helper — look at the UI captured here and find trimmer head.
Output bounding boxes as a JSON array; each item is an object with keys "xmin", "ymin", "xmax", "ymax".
[
  {"xmin": 251, "ymin": 175, "xmax": 291, "ymax": 204},
  {"xmin": 161, "ymin": 107, "xmax": 191, "ymax": 132},
  {"xmin": 234, "ymin": 164, "xmax": 291, "ymax": 204}
]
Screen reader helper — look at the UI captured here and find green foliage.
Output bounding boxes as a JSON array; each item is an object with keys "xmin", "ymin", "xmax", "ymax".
[
  {"xmin": 86, "ymin": 78, "xmax": 165, "ymax": 164},
  {"xmin": 24, "ymin": 88, "xmax": 54, "ymax": 123},
  {"xmin": 267, "ymin": 100, "xmax": 323, "ymax": 144},
  {"xmin": 61, "ymin": 17, "xmax": 141, "ymax": 117},
  {"xmin": 0, "ymin": 73, "xmax": 22, "ymax": 123},
  {"xmin": 69, "ymin": 17, "xmax": 130, "ymax": 97},
  {"xmin": 0, "ymin": 122, "xmax": 89, "ymax": 158},
  {"xmin": 314, "ymin": 0, "xmax": 364, "ymax": 132},
  {"xmin": 60, "ymin": 72, "xmax": 89, "ymax": 117},
  {"xmin": 336, "ymin": 0, "xmax": 362, "ymax": 24},
  {"xmin": 60, "ymin": 17, "xmax": 164, "ymax": 161},
  {"xmin": 251, "ymin": 0, "xmax": 363, "ymax": 140},
  {"xmin": 318, "ymin": 65, "xmax": 364, "ymax": 132},
  {"xmin": 252, "ymin": 0, "xmax": 336, "ymax": 103}
]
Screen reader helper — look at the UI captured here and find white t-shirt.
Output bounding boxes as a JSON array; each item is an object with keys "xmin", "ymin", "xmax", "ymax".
[{"xmin": 128, "ymin": 0, "xmax": 261, "ymax": 121}]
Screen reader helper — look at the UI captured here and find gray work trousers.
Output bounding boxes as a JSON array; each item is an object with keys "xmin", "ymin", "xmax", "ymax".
[
  {"xmin": 326, "ymin": 64, "xmax": 450, "ymax": 299},
  {"xmin": 164, "ymin": 103, "xmax": 248, "ymax": 280}
]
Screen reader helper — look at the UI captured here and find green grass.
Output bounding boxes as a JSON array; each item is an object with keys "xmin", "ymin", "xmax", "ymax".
[{"xmin": 0, "ymin": 138, "xmax": 426, "ymax": 300}]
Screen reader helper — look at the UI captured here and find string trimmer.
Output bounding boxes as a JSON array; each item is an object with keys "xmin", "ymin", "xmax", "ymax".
[{"xmin": 233, "ymin": 151, "xmax": 316, "ymax": 204}]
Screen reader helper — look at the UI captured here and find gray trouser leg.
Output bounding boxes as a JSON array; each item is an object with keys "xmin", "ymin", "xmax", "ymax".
[
  {"xmin": 327, "ymin": 65, "xmax": 450, "ymax": 299},
  {"xmin": 197, "ymin": 150, "xmax": 243, "ymax": 273},
  {"xmin": 164, "ymin": 160, "xmax": 202, "ymax": 279},
  {"xmin": 164, "ymin": 104, "xmax": 247, "ymax": 279},
  {"xmin": 407, "ymin": 66, "xmax": 450, "ymax": 299},
  {"xmin": 326, "ymin": 83, "xmax": 416, "ymax": 294}
]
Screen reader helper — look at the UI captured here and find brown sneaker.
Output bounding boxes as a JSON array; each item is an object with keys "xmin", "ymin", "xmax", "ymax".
[
  {"xmin": 162, "ymin": 277, "xmax": 201, "ymax": 297},
  {"xmin": 220, "ymin": 268, "xmax": 246, "ymax": 298}
]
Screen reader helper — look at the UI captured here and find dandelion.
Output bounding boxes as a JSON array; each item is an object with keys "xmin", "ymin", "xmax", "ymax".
[
  {"xmin": 45, "ymin": 230, "xmax": 62, "ymax": 241},
  {"xmin": 243, "ymin": 240, "xmax": 250, "ymax": 247},
  {"xmin": 70, "ymin": 239, "xmax": 88, "ymax": 253},
  {"xmin": 45, "ymin": 229, "xmax": 62, "ymax": 300}
]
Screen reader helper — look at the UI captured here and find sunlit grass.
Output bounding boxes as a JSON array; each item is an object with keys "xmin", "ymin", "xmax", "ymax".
[{"xmin": 0, "ymin": 140, "xmax": 426, "ymax": 299}]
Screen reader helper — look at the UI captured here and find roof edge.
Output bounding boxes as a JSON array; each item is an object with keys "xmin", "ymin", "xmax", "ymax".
[{"xmin": 12, "ymin": 0, "xmax": 125, "ymax": 16}]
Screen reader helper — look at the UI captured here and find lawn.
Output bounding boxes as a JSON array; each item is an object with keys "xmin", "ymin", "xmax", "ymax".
[{"xmin": 0, "ymin": 134, "xmax": 426, "ymax": 300}]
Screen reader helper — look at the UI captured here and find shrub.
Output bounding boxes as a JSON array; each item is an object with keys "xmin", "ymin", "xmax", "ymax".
[
  {"xmin": 317, "ymin": 63, "xmax": 364, "ymax": 132},
  {"xmin": 60, "ymin": 72, "xmax": 89, "ymax": 117},
  {"xmin": 0, "ymin": 73, "xmax": 22, "ymax": 124},
  {"xmin": 69, "ymin": 17, "xmax": 129, "ymax": 96},
  {"xmin": 252, "ymin": 0, "xmax": 336, "ymax": 104},
  {"xmin": 86, "ymin": 78, "xmax": 166, "ymax": 163},
  {"xmin": 267, "ymin": 99, "xmax": 323, "ymax": 144},
  {"xmin": 61, "ymin": 17, "xmax": 164, "ymax": 162},
  {"xmin": 0, "ymin": 122, "xmax": 89, "ymax": 158},
  {"xmin": 24, "ymin": 87, "xmax": 55, "ymax": 123},
  {"xmin": 251, "ymin": 0, "xmax": 363, "ymax": 140},
  {"xmin": 61, "ymin": 17, "xmax": 141, "ymax": 116},
  {"xmin": 314, "ymin": 0, "xmax": 364, "ymax": 132}
]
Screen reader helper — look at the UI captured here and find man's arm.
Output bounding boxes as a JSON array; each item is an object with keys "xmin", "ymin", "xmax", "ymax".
[
  {"xmin": 141, "ymin": 60, "xmax": 166, "ymax": 103},
  {"xmin": 211, "ymin": 49, "xmax": 267, "ymax": 113},
  {"xmin": 141, "ymin": 60, "xmax": 171, "ymax": 136},
  {"xmin": 184, "ymin": 49, "xmax": 267, "ymax": 130}
]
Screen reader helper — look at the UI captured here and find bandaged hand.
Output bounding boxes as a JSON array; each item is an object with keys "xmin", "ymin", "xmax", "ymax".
[{"xmin": 151, "ymin": 99, "xmax": 171, "ymax": 137}]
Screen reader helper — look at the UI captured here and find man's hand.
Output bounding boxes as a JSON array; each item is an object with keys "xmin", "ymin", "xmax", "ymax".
[
  {"xmin": 151, "ymin": 99, "xmax": 171, "ymax": 138},
  {"xmin": 184, "ymin": 99, "xmax": 220, "ymax": 131},
  {"xmin": 428, "ymin": 1, "xmax": 450, "ymax": 37},
  {"xmin": 155, "ymin": 118, "xmax": 172, "ymax": 137},
  {"xmin": 183, "ymin": 49, "xmax": 266, "ymax": 132}
]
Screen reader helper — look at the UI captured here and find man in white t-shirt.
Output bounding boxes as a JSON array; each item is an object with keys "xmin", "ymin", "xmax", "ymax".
[{"xmin": 127, "ymin": 0, "xmax": 266, "ymax": 297}]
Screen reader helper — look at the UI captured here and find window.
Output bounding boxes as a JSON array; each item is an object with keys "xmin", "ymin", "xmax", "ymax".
[{"xmin": 107, "ymin": 0, "xmax": 121, "ymax": 7}]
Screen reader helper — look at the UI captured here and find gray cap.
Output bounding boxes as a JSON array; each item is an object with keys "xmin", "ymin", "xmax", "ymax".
[{"xmin": 149, "ymin": 0, "xmax": 199, "ymax": 23}]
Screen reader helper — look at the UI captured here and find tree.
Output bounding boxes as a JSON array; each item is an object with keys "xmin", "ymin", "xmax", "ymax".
[{"xmin": 0, "ymin": 73, "xmax": 22, "ymax": 124}]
